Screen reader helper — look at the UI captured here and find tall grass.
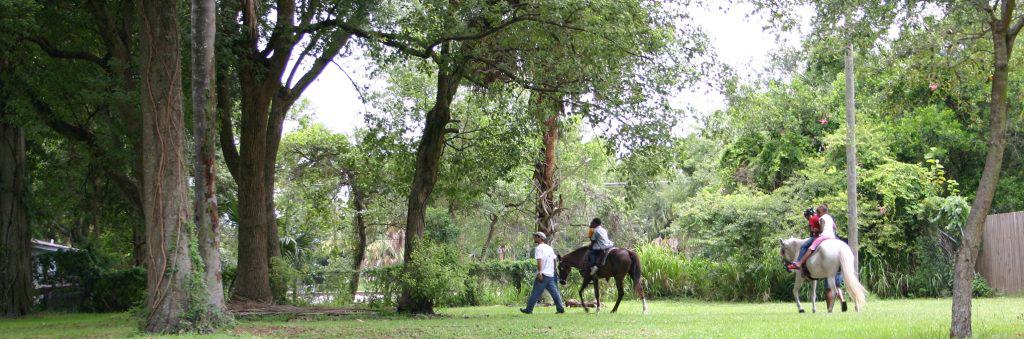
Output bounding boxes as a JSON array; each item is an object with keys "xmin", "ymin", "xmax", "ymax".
[{"xmin": 637, "ymin": 244, "xmax": 792, "ymax": 301}]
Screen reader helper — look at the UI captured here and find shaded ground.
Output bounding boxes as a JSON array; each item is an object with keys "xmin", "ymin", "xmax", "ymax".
[
  {"xmin": 227, "ymin": 300, "xmax": 378, "ymax": 318},
  {"xmin": 1, "ymin": 298, "xmax": 1021, "ymax": 338}
]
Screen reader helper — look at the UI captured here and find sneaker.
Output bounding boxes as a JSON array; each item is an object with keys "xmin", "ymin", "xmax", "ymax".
[
  {"xmin": 786, "ymin": 263, "xmax": 799, "ymax": 271},
  {"xmin": 519, "ymin": 308, "xmax": 531, "ymax": 314},
  {"xmin": 556, "ymin": 310, "xmax": 565, "ymax": 314}
]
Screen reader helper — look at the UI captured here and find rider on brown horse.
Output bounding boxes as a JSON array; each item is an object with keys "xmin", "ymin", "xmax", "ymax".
[{"xmin": 586, "ymin": 218, "xmax": 614, "ymax": 276}]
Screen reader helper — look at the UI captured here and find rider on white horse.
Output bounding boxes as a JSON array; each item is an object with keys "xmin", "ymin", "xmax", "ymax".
[
  {"xmin": 794, "ymin": 204, "xmax": 835, "ymax": 269},
  {"xmin": 787, "ymin": 208, "xmax": 820, "ymax": 271}
]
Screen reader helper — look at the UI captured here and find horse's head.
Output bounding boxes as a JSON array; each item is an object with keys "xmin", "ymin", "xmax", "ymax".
[
  {"xmin": 779, "ymin": 237, "xmax": 803, "ymax": 263},
  {"xmin": 556, "ymin": 254, "xmax": 570, "ymax": 285}
]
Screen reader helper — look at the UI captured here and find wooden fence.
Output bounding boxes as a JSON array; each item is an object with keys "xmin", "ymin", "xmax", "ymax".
[{"xmin": 976, "ymin": 211, "xmax": 1024, "ymax": 295}]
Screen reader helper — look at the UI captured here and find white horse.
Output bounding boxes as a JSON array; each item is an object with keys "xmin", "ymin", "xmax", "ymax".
[{"xmin": 780, "ymin": 237, "xmax": 867, "ymax": 313}]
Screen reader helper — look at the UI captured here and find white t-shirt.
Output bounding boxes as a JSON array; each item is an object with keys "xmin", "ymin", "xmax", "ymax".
[
  {"xmin": 819, "ymin": 214, "xmax": 837, "ymax": 239},
  {"xmin": 534, "ymin": 243, "xmax": 557, "ymax": 277}
]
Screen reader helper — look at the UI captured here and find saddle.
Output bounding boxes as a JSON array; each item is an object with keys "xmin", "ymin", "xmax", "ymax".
[{"xmin": 598, "ymin": 247, "xmax": 617, "ymax": 267}]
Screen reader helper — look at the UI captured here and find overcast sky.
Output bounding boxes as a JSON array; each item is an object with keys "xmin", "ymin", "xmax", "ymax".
[{"xmin": 294, "ymin": 3, "xmax": 810, "ymax": 136}]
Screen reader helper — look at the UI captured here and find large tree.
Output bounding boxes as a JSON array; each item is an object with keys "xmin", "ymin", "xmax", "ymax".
[
  {"xmin": 217, "ymin": 0, "xmax": 371, "ymax": 303},
  {"xmin": 0, "ymin": 68, "xmax": 32, "ymax": 317},
  {"xmin": 341, "ymin": 0, "xmax": 707, "ymax": 313},
  {"xmin": 948, "ymin": 1, "xmax": 1021, "ymax": 336},
  {"xmin": 191, "ymin": 0, "xmax": 226, "ymax": 314},
  {"xmin": 137, "ymin": 0, "xmax": 220, "ymax": 332},
  {"xmin": 8, "ymin": 0, "xmax": 147, "ymax": 266}
]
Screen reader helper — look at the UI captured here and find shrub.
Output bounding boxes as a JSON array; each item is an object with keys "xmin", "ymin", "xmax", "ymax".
[
  {"xmin": 34, "ymin": 249, "xmax": 145, "ymax": 312},
  {"xmin": 399, "ymin": 240, "xmax": 469, "ymax": 307},
  {"xmin": 89, "ymin": 267, "xmax": 146, "ymax": 312}
]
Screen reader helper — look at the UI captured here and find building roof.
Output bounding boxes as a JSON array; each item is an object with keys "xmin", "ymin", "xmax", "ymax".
[{"xmin": 31, "ymin": 239, "xmax": 76, "ymax": 256}]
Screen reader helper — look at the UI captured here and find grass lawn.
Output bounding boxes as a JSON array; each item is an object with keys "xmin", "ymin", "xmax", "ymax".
[{"xmin": 2, "ymin": 298, "xmax": 1021, "ymax": 338}]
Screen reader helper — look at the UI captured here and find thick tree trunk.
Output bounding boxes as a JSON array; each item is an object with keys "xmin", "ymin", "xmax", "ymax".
[
  {"xmin": 348, "ymin": 181, "xmax": 368, "ymax": 296},
  {"xmin": 533, "ymin": 92, "xmax": 562, "ymax": 239},
  {"xmin": 228, "ymin": 60, "xmax": 280, "ymax": 303},
  {"xmin": 191, "ymin": 0, "xmax": 226, "ymax": 314},
  {"xmin": 843, "ymin": 43, "xmax": 859, "ymax": 267},
  {"xmin": 137, "ymin": 0, "xmax": 195, "ymax": 331},
  {"xmin": 1, "ymin": 118, "xmax": 32, "ymax": 318},
  {"xmin": 397, "ymin": 68, "xmax": 462, "ymax": 314},
  {"xmin": 950, "ymin": 12, "xmax": 1014, "ymax": 338}
]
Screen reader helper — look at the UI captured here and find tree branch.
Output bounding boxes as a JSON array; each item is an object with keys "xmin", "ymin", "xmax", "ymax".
[
  {"xmin": 216, "ymin": 72, "xmax": 241, "ymax": 179},
  {"xmin": 300, "ymin": 20, "xmax": 432, "ymax": 58},
  {"xmin": 25, "ymin": 36, "xmax": 110, "ymax": 71},
  {"xmin": 289, "ymin": 32, "xmax": 354, "ymax": 99},
  {"xmin": 424, "ymin": 14, "xmax": 536, "ymax": 51},
  {"xmin": 26, "ymin": 91, "xmax": 141, "ymax": 210}
]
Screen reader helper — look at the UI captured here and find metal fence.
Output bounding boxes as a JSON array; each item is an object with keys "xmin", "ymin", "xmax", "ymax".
[{"xmin": 977, "ymin": 211, "xmax": 1024, "ymax": 295}]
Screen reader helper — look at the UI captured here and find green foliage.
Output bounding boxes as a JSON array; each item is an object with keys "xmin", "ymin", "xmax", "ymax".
[
  {"xmin": 34, "ymin": 249, "xmax": 144, "ymax": 312},
  {"xmin": 399, "ymin": 240, "xmax": 470, "ymax": 307},
  {"xmin": 89, "ymin": 268, "xmax": 146, "ymax": 313}
]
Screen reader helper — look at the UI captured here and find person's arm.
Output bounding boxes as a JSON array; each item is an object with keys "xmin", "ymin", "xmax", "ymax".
[{"xmin": 534, "ymin": 247, "xmax": 544, "ymax": 281}]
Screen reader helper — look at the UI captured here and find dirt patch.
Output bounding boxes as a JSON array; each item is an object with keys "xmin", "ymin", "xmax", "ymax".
[
  {"xmin": 228, "ymin": 300, "xmax": 380, "ymax": 317},
  {"xmin": 232, "ymin": 325, "xmax": 310, "ymax": 337}
]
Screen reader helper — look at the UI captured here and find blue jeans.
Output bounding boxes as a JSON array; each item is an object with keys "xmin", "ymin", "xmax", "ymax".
[
  {"xmin": 797, "ymin": 237, "xmax": 815, "ymax": 262},
  {"xmin": 524, "ymin": 275, "xmax": 565, "ymax": 313},
  {"xmin": 587, "ymin": 249, "xmax": 603, "ymax": 268}
]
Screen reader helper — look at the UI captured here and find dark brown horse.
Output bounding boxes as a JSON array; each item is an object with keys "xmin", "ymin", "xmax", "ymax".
[{"xmin": 557, "ymin": 246, "xmax": 648, "ymax": 314}]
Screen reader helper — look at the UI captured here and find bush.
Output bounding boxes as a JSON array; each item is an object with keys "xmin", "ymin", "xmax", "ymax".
[
  {"xmin": 400, "ymin": 240, "xmax": 469, "ymax": 307},
  {"xmin": 972, "ymin": 273, "xmax": 995, "ymax": 297},
  {"xmin": 34, "ymin": 249, "xmax": 145, "ymax": 312},
  {"xmin": 89, "ymin": 268, "xmax": 146, "ymax": 312}
]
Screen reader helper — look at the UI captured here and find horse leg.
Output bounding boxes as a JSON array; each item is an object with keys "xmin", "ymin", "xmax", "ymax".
[
  {"xmin": 792, "ymin": 275, "xmax": 804, "ymax": 313},
  {"xmin": 593, "ymin": 279, "xmax": 601, "ymax": 313},
  {"xmin": 612, "ymin": 276, "xmax": 624, "ymax": 313},
  {"xmin": 811, "ymin": 279, "xmax": 817, "ymax": 313},
  {"xmin": 836, "ymin": 286, "xmax": 848, "ymax": 312},
  {"xmin": 579, "ymin": 277, "xmax": 590, "ymax": 313},
  {"xmin": 825, "ymin": 276, "xmax": 837, "ymax": 313}
]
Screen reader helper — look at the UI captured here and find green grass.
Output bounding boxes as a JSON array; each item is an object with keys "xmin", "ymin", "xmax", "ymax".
[{"xmin": 2, "ymin": 298, "xmax": 1022, "ymax": 338}]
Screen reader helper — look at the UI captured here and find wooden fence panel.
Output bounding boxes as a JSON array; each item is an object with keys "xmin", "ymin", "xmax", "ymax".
[{"xmin": 977, "ymin": 211, "xmax": 1024, "ymax": 294}]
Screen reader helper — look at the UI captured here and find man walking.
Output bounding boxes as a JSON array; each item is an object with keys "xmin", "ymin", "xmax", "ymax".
[{"xmin": 521, "ymin": 232, "xmax": 565, "ymax": 314}]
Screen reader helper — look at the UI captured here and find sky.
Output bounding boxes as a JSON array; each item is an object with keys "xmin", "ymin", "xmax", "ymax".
[{"xmin": 295, "ymin": 3, "xmax": 810, "ymax": 136}]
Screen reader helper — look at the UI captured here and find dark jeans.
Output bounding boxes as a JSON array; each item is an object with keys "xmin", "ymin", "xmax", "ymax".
[
  {"xmin": 587, "ymin": 249, "xmax": 603, "ymax": 268},
  {"xmin": 524, "ymin": 275, "xmax": 565, "ymax": 313}
]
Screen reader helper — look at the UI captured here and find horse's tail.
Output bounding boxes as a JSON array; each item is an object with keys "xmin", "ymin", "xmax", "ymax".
[
  {"xmin": 839, "ymin": 244, "xmax": 867, "ymax": 311},
  {"xmin": 628, "ymin": 250, "xmax": 649, "ymax": 314}
]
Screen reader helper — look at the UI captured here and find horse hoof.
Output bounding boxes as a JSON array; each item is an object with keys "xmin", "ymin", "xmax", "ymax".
[
  {"xmin": 799, "ymin": 309, "xmax": 805, "ymax": 313},
  {"xmin": 841, "ymin": 302, "xmax": 848, "ymax": 312}
]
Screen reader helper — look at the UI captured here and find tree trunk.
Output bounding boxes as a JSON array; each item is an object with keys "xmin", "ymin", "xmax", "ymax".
[
  {"xmin": 222, "ymin": 6, "xmax": 358, "ymax": 302},
  {"xmin": 191, "ymin": 0, "xmax": 226, "ymax": 314},
  {"xmin": 397, "ymin": 67, "xmax": 462, "ymax": 314},
  {"xmin": 480, "ymin": 214, "xmax": 499, "ymax": 259},
  {"xmin": 265, "ymin": 103, "xmax": 286, "ymax": 302},
  {"xmin": 229, "ymin": 64, "xmax": 280, "ymax": 303},
  {"xmin": 950, "ymin": 10, "xmax": 1015, "ymax": 338},
  {"xmin": 348, "ymin": 180, "xmax": 368, "ymax": 297},
  {"xmin": 137, "ymin": 0, "xmax": 195, "ymax": 331},
  {"xmin": 843, "ymin": 43, "xmax": 859, "ymax": 268},
  {"xmin": 533, "ymin": 92, "xmax": 562, "ymax": 239},
  {"xmin": 1, "ymin": 117, "xmax": 32, "ymax": 318}
]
